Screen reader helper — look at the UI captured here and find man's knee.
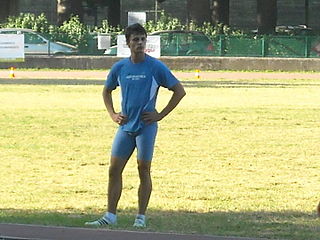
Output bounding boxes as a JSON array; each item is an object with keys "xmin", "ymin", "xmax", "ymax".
[
  {"xmin": 109, "ymin": 157, "xmax": 127, "ymax": 177},
  {"xmin": 137, "ymin": 161, "xmax": 151, "ymax": 176},
  {"xmin": 109, "ymin": 165, "xmax": 121, "ymax": 178}
]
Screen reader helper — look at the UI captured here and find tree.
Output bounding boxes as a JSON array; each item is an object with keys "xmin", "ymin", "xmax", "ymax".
[
  {"xmin": 0, "ymin": 0, "xmax": 18, "ymax": 22},
  {"xmin": 187, "ymin": 0, "xmax": 229, "ymax": 26},
  {"xmin": 106, "ymin": 0, "xmax": 120, "ymax": 26},
  {"xmin": 57, "ymin": 0, "xmax": 120, "ymax": 26},
  {"xmin": 86, "ymin": 0, "xmax": 120, "ymax": 26},
  {"xmin": 304, "ymin": 0, "xmax": 309, "ymax": 26},
  {"xmin": 212, "ymin": 0, "xmax": 229, "ymax": 25},
  {"xmin": 257, "ymin": 0, "xmax": 277, "ymax": 34},
  {"xmin": 57, "ymin": 0, "xmax": 83, "ymax": 25},
  {"xmin": 187, "ymin": 0, "xmax": 211, "ymax": 25}
]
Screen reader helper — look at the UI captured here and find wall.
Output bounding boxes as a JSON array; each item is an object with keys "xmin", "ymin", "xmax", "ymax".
[
  {"xmin": 1, "ymin": 56, "xmax": 320, "ymax": 72},
  {"xmin": 277, "ymin": 0, "xmax": 305, "ymax": 26},
  {"xmin": 309, "ymin": 0, "xmax": 320, "ymax": 28}
]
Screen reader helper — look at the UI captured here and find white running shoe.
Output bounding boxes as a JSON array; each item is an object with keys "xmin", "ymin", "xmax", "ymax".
[
  {"xmin": 133, "ymin": 217, "xmax": 146, "ymax": 228},
  {"xmin": 85, "ymin": 216, "xmax": 116, "ymax": 227}
]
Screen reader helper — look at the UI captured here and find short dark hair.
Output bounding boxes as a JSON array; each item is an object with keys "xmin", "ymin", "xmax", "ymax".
[{"xmin": 125, "ymin": 23, "xmax": 147, "ymax": 43}]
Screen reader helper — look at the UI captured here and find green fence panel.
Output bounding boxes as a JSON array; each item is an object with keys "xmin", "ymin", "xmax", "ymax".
[
  {"xmin": 159, "ymin": 32, "xmax": 215, "ymax": 56},
  {"xmin": 77, "ymin": 32, "xmax": 320, "ymax": 58},
  {"xmin": 309, "ymin": 37, "xmax": 320, "ymax": 57},
  {"xmin": 211, "ymin": 35, "xmax": 320, "ymax": 58},
  {"xmin": 266, "ymin": 36, "xmax": 306, "ymax": 58},
  {"xmin": 222, "ymin": 36, "xmax": 263, "ymax": 57}
]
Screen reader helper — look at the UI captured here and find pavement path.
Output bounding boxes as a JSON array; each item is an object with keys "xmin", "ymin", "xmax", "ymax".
[
  {"xmin": 1, "ymin": 69, "xmax": 320, "ymax": 81},
  {"xmin": 0, "ymin": 223, "xmax": 268, "ymax": 240}
]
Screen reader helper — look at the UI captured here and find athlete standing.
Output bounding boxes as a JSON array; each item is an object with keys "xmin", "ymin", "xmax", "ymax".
[{"xmin": 86, "ymin": 23, "xmax": 186, "ymax": 228}]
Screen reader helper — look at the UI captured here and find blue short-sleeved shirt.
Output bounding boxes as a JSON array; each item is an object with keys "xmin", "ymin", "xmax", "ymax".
[{"xmin": 105, "ymin": 54, "xmax": 179, "ymax": 133}]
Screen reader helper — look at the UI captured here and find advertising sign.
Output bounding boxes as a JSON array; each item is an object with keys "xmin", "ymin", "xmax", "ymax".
[
  {"xmin": 0, "ymin": 34, "xmax": 25, "ymax": 62},
  {"xmin": 117, "ymin": 35, "xmax": 161, "ymax": 58}
]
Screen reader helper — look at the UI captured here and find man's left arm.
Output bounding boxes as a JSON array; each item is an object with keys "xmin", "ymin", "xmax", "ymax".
[{"xmin": 142, "ymin": 82, "xmax": 186, "ymax": 124}]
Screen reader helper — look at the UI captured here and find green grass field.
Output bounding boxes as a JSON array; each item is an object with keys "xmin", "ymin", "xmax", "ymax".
[{"xmin": 0, "ymin": 73, "xmax": 320, "ymax": 239}]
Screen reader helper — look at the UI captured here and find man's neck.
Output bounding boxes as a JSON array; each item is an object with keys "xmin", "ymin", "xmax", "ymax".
[{"xmin": 130, "ymin": 53, "xmax": 145, "ymax": 64}]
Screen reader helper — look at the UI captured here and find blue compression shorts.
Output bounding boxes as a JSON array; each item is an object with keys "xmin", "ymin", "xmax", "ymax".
[{"xmin": 111, "ymin": 123, "xmax": 158, "ymax": 161}]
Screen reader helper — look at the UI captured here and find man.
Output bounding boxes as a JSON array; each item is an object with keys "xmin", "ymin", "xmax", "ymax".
[{"xmin": 85, "ymin": 23, "xmax": 185, "ymax": 228}]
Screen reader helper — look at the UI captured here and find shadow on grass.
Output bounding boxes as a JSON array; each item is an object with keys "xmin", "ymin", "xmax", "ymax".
[{"xmin": 0, "ymin": 208, "xmax": 319, "ymax": 240}]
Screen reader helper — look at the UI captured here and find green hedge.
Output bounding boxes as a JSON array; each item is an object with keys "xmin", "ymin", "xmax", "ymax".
[
  {"xmin": 0, "ymin": 12, "xmax": 243, "ymax": 54},
  {"xmin": 2, "ymin": 12, "xmax": 316, "ymax": 57},
  {"xmin": 1, "ymin": 13, "xmax": 123, "ymax": 54}
]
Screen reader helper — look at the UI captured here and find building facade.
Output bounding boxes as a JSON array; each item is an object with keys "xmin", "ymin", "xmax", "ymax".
[
  {"xmin": 1, "ymin": 0, "xmax": 320, "ymax": 31},
  {"xmin": 121, "ymin": 0, "xmax": 320, "ymax": 30}
]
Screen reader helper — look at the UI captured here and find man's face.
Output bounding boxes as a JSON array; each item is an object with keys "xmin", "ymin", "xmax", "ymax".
[{"xmin": 127, "ymin": 33, "xmax": 147, "ymax": 54}]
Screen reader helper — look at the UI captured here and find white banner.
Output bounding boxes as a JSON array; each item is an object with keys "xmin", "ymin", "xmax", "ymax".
[
  {"xmin": 117, "ymin": 35, "xmax": 161, "ymax": 58},
  {"xmin": 144, "ymin": 35, "xmax": 161, "ymax": 57},
  {"xmin": 98, "ymin": 34, "xmax": 111, "ymax": 50},
  {"xmin": 128, "ymin": 12, "xmax": 146, "ymax": 26},
  {"xmin": 0, "ymin": 34, "xmax": 25, "ymax": 62}
]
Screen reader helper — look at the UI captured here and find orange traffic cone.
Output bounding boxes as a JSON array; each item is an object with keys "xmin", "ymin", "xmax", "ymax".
[
  {"xmin": 9, "ymin": 67, "xmax": 15, "ymax": 78},
  {"xmin": 195, "ymin": 69, "xmax": 200, "ymax": 80}
]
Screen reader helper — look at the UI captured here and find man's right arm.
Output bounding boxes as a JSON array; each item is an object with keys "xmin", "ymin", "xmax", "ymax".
[{"xmin": 102, "ymin": 86, "xmax": 127, "ymax": 125}]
